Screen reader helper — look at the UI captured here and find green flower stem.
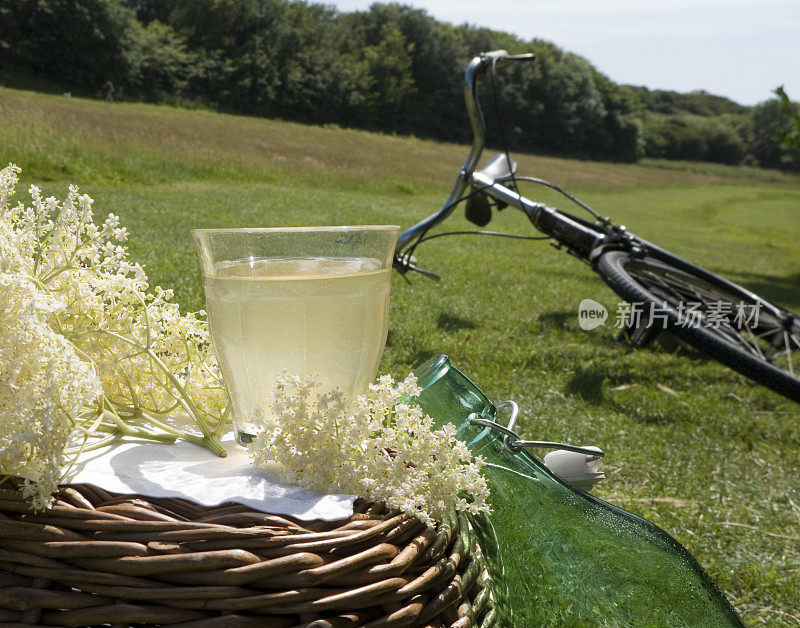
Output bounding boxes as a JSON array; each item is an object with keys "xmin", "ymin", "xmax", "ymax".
[
  {"xmin": 39, "ymin": 264, "xmax": 74, "ymax": 285},
  {"xmin": 134, "ymin": 408, "xmax": 228, "ymax": 457},
  {"xmin": 142, "ymin": 348, "xmax": 223, "ymax": 441},
  {"xmin": 114, "ymin": 424, "xmax": 177, "ymax": 444},
  {"xmin": 102, "ymin": 410, "xmax": 178, "ymax": 444},
  {"xmin": 64, "ymin": 423, "xmax": 176, "ymax": 459},
  {"xmin": 117, "ymin": 370, "xmax": 181, "ymax": 416},
  {"xmin": 68, "ymin": 434, "xmax": 121, "ymax": 455},
  {"xmin": 213, "ymin": 405, "xmax": 231, "ymax": 440},
  {"xmin": 120, "ymin": 407, "xmax": 186, "ymax": 438},
  {"xmin": 197, "ymin": 435, "xmax": 228, "ymax": 457},
  {"xmin": 88, "ymin": 328, "xmax": 227, "ymax": 457}
]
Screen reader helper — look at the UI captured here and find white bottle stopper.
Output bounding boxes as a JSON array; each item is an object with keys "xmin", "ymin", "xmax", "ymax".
[{"xmin": 543, "ymin": 446, "xmax": 605, "ymax": 492}]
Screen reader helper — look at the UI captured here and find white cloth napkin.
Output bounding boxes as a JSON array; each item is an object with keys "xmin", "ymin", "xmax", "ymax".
[{"xmin": 63, "ymin": 435, "xmax": 355, "ymax": 521}]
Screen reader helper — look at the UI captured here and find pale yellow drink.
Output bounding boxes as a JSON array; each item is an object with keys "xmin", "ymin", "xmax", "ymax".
[{"xmin": 204, "ymin": 256, "xmax": 391, "ymax": 440}]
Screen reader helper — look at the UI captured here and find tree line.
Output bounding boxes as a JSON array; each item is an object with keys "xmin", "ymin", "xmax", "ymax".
[{"xmin": 1, "ymin": 0, "xmax": 798, "ymax": 170}]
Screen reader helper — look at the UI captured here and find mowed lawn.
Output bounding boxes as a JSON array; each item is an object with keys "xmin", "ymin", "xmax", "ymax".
[{"xmin": 3, "ymin": 87, "xmax": 800, "ymax": 625}]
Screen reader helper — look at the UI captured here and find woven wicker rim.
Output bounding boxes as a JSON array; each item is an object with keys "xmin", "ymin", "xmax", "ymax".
[{"xmin": 0, "ymin": 479, "xmax": 495, "ymax": 627}]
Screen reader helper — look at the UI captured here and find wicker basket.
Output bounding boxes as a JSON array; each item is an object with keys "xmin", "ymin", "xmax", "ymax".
[{"xmin": 0, "ymin": 479, "xmax": 494, "ymax": 627}]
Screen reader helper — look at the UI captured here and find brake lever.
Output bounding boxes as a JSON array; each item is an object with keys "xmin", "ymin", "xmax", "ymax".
[{"xmin": 393, "ymin": 253, "xmax": 441, "ymax": 282}]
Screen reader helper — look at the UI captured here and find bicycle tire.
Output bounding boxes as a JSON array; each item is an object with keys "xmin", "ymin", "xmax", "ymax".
[{"xmin": 595, "ymin": 248, "xmax": 800, "ymax": 403}]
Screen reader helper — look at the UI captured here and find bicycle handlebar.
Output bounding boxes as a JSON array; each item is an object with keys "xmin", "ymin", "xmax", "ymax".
[
  {"xmin": 477, "ymin": 50, "xmax": 537, "ymax": 66},
  {"xmin": 462, "ymin": 51, "xmax": 536, "ymax": 191},
  {"xmin": 395, "ymin": 51, "xmax": 535, "ymax": 254}
]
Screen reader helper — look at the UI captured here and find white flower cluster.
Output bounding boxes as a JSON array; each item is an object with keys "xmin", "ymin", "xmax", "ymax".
[
  {"xmin": 249, "ymin": 372, "xmax": 490, "ymax": 527},
  {"xmin": 0, "ymin": 164, "xmax": 228, "ymax": 508}
]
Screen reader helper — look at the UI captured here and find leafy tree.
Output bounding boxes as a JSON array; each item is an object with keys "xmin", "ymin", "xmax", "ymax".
[
  {"xmin": 336, "ymin": 4, "xmax": 462, "ymax": 136},
  {"xmin": 702, "ymin": 117, "xmax": 747, "ymax": 165},
  {"xmin": 127, "ymin": 20, "xmax": 196, "ymax": 101},
  {"xmin": 492, "ymin": 40, "xmax": 639, "ymax": 160},
  {"xmin": 773, "ymin": 86, "xmax": 800, "ymax": 166},
  {"xmin": 0, "ymin": 0, "xmax": 194, "ymax": 100},
  {"xmin": 361, "ymin": 22, "xmax": 416, "ymax": 128},
  {"xmin": 631, "ymin": 87, "xmax": 746, "ymax": 117},
  {"xmin": 1, "ymin": 0, "xmax": 140, "ymax": 90},
  {"xmin": 7, "ymin": 0, "xmax": 780, "ymax": 168},
  {"xmin": 751, "ymin": 94, "xmax": 800, "ymax": 172},
  {"xmin": 592, "ymin": 78, "xmax": 643, "ymax": 162}
]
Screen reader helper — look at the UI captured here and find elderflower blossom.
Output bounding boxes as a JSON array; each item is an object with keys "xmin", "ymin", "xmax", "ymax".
[
  {"xmin": 0, "ymin": 164, "xmax": 228, "ymax": 507},
  {"xmin": 249, "ymin": 372, "xmax": 490, "ymax": 527},
  {"xmin": 0, "ymin": 265, "xmax": 102, "ymax": 509}
]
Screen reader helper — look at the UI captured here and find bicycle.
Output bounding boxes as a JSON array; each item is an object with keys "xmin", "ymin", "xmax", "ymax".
[{"xmin": 393, "ymin": 50, "xmax": 800, "ymax": 404}]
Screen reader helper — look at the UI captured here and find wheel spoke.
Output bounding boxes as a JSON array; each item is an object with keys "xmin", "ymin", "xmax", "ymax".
[
  {"xmin": 599, "ymin": 250, "xmax": 800, "ymax": 402},
  {"xmin": 784, "ymin": 330, "xmax": 795, "ymax": 376},
  {"xmin": 626, "ymin": 259, "xmax": 800, "ymax": 376},
  {"xmin": 743, "ymin": 326, "xmax": 768, "ymax": 361}
]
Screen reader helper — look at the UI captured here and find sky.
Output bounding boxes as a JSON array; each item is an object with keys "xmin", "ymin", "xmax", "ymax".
[{"xmin": 330, "ymin": 0, "xmax": 800, "ymax": 106}]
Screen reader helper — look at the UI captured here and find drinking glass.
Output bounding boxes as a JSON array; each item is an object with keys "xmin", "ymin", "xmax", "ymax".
[{"xmin": 193, "ymin": 226, "xmax": 399, "ymax": 445}]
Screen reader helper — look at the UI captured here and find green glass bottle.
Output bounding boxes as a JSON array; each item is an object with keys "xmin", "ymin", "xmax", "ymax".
[{"xmin": 413, "ymin": 355, "xmax": 743, "ymax": 627}]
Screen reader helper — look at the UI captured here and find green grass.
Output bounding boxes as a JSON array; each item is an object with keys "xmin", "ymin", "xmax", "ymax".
[{"xmin": 3, "ymin": 87, "xmax": 800, "ymax": 625}]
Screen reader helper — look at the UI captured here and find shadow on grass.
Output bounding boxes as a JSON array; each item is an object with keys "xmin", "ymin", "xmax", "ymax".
[
  {"xmin": 407, "ymin": 348, "xmax": 441, "ymax": 370},
  {"xmin": 563, "ymin": 367, "xmax": 689, "ymax": 425},
  {"xmin": 622, "ymin": 407, "xmax": 681, "ymax": 426},
  {"xmin": 726, "ymin": 270, "xmax": 800, "ymax": 312},
  {"xmin": 436, "ymin": 313, "xmax": 478, "ymax": 332},
  {"xmin": 564, "ymin": 365, "xmax": 606, "ymax": 404},
  {"xmin": 651, "ymin": 332, "xmax": 713, "ymax": 362},
  {"xmin": 385, "ymin": 332, "xmax": 439, "ymax": 366},
  {"xmin": 537, "ymin": 310, "xmax": 574, "ymax": 329}
]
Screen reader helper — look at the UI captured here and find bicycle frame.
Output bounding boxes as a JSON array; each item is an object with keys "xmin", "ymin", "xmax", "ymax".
[
  {"xmin": 394, "ymin": 49, "xmax": 800, "ymax": 414},
  {"xmin": 394, "ymin": 50, "xmax": 792, "ymax": 325},
  {"xmin": 394, "ymin": 50, "xmax": 613, "ymax": 263}
]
